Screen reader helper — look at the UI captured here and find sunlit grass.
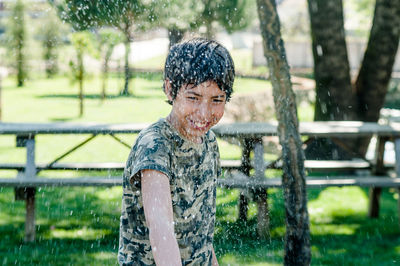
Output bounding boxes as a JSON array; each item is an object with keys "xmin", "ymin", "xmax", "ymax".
[
  {"xmin": 0, "ymin": 70, "xmax": 399, "ymax": 264},
  {"xmin": 45, "ymin": 227, "xmax": 111, "ymax": 241},
  {"xmin": 308, "ymin": 187, "xmax": 369, "ymax": 222},
  {"xmin": 1, "ymin": 184, "xmax": 400, "ymax": 264},
  {"xmin": 0, "ymin": 74, "xmax": 275, "ymax": 168}
]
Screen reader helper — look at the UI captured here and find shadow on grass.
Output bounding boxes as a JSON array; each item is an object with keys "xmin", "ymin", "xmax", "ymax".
[
  {"xmin": 50, "ymin": 117, "xmax": 76, "ymax": 122},
  {"xmin": 0, "ymin": 224, "xmax": 119, "ymax": 265},
  {"xmin": 131, "ymin": 71, "xmax": 163, "ymax": 81},
  {"xmin": 214, "ymin": 187, "xmax": 400, "ymax": 265},
  {"xmin": 0, "ymin": 186, "xmax": 120, "ymax": 265},
  {"xmin": 36, "ymin": 92, "xmax": 164, "ymax": 100},
  {"xmin": 1, "ymin": 185, "xmax": 399, "ymax": 265},
  {"xmin": 215, "ymin": 215, "xmax": 400, "ymax": 265}
]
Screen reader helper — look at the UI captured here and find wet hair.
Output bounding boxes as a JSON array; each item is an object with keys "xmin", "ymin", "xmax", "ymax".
[{"xmin": 164, "ymin": 38, "xmax": 235, "ymax": 105}]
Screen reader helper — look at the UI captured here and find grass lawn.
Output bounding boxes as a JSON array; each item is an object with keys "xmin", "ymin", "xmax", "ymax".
[{"xmin": 0, "ymin": 73, "xmax": 399, "ymax": 265}]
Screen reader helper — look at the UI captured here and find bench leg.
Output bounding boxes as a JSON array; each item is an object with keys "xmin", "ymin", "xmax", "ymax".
[
  {"xmin": 256, "ymin": 189, "xmax": 269, "ymax": 239},
  {"xmin": 398, "ymin": 188, "xmax": 400, "ymax": 228},
  {"xmin": 238, "ymin": 192, "xmax": 249, "ymax": 221},
  {"xmin": 368, "ymin": 187, "xmax": 382, "ymax": 218},
  {"xmin": 238, "ymin": 139, "xmax": 252, "ymax": 222},
  {"xmin": 368, "ymin": 136, "xmax": 387, "ymax": 218},
  {"xmin": 25, "ymin": 187, "xmax": 36, "ymax": 242}
]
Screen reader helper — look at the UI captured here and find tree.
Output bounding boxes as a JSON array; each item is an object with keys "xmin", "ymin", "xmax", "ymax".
[
  {"xmin": 307, "ymin": 0, "xmax": 400, "ymax": 154},
  {"xmin": 50, "ymin": 0, "xmax": 156, "ymax": 95},
  {"xmin": 0, "ymin": 73, "xmax": 2, "ymax": 120},
  {"xmin": 257, "ymin": 0, "xmax": 311, "ymax": 264},
  {"xmin": 7, "ymin": 0, "xmax": 27, "ymax": 87},
  {"xmin": 154, "ymin": 0, "xmax": 255, "ymax": 48},
  {"xmin": 198, "ymin": 0, "xmax": 254, "ymax": 39},
  {"xmin": 97, "ymin": 28, "xmax": 123, "ymax": 101},
  {"xmin": 37, "ymin": 9, "xmax": 64, "ymax": 78},
  {"xmin": 155, "ymin": 0, "xmax": 202, "ymax": 47},
  {"xmin": 69, "ymin": 32, "xmax": 95, "ymax": 117}
]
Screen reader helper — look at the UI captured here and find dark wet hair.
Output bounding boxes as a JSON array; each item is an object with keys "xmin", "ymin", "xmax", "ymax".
[{"xmin": 164, "ymin": 38, "xmax": 235, "ymax": 104}]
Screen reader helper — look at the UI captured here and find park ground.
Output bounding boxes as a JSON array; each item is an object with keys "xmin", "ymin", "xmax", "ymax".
[{"xmin": 0, "ymin": 53, "xmax": 399, "ymax": 265}]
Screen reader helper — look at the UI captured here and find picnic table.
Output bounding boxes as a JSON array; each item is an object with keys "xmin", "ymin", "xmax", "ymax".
[{"xmin": 1, "ymin": 121, "xmax": 400, "ymax": 241}]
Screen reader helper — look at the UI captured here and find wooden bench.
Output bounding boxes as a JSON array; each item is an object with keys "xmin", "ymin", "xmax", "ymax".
[
  {"xmin": 219, "ymin": 171, "xmax": 400, "ymax": 189},
  {"xmin": 0, "ymin": 162, "xmax": 126, "ymax": 172},
  {"xmin": 2, "ymin": 121, "xmax": 400, "ymax": 241},
  {"xmin": 3, "ymin": 174, "xmax": 399, "ymax": 189},
  {"xmin": 0, "ymin": 177, "xmax": 121, "ymax": 187},
  {"xmin": 0, "ymin": 160, "xmax": 241, "ymax": 172}
]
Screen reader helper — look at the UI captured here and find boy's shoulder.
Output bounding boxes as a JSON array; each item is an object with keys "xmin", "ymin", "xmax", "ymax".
[{"xmin": 138, "ymin": 118, "xmax": 171, "ymax": 139}]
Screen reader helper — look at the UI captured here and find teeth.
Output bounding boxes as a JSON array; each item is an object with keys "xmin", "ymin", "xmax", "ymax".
[{"xmin": 194, "ymin": 122, "xmax": 207, "ymax": 128}]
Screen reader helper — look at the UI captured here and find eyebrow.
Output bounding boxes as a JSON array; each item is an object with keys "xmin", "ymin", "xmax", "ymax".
[
  {"xmin": 185, "ymin": 91, "xmax": 226, "ymax": 99},
  {"xmin": 186, "ymin": 91, "xmax": 202, "ymax": 97}
]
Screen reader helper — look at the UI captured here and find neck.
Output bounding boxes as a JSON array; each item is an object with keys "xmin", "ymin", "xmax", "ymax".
[{"xmin": 166, "ymin": 114, "xmax": 202, "ymax": 144}]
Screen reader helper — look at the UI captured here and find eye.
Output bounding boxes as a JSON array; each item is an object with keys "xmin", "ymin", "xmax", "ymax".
[
  {"xmin": 212, "ymin": 98, "xmax": 225, "ymax": 103},
  {"xmin": 187, "ymin": 96, "xmax": 198, "ymax": 101}
]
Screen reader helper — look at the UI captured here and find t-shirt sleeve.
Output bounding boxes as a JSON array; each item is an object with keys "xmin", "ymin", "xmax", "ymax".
[
  {"xmin": 209, "ymin": 130, "xmax": 222, "ymax": 178},
  {"xmin": 216, "ymin": 149, "xmax": 222, "ymax": 178},
  {"xmin": 127, "ymin": 130, "xmax": 172, "ymax": 187}
]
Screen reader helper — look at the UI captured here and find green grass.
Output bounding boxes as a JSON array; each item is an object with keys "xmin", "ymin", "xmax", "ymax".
[
  {"xmin": 0, "ymin": 73, "xmax": 399, "ymax": 265},
  {"xmin": 1, "ymin": 186, "xmax": 399, "ymax": 265}
]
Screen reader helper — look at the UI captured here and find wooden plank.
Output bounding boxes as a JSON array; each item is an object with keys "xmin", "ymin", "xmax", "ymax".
[
  {"xmin": 213, "ymin": 121, "xmax": 400, "ymax": 138},
  {"xmin": 304, "ymin": 160, "xmax": 370, "ymax": 170},
  {"xmin": 225, "ymin": 160, "xmax": 373, "ymax": 171},
  {"xmin": 0, "ymin": 177, "xmax": 122, "ymax": 187},
  {"xmin": 220, "ymin": 160, "xmax": 241, "ymax": 169},
  {"xmin": 1, "ymin": 121, "xmax": 400, "ymax": 138},
  {"xmin": 3, "ymin": 175, "xmax": 399, "ymax": 189},
  {"xmin": 0, "ymin": 162, "xmax": 125, "ymax": 171},
  {"xmin": 0, "ymin": 122, "xmax": 149, "ymax": 135},
  {"xmin": 0, "ymin": 161, "xmax": 239, "ymax": 171},
  {"xmin": 25, "ymin": 139, "xmax": 35, "ymax": 179},
  {"xmin": 218, "ymin": 172, "xmax": 400, "ymax": 189}
]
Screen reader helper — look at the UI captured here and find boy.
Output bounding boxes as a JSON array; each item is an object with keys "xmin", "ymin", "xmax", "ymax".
[{"xmin": 118, "ymin": 38, "xmax": 235, "ymax": 265}]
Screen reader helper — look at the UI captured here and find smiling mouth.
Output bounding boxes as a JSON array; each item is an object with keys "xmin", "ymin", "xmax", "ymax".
[{"xmin": 190, "ymin": 120, "xmax": 210, "ymax": 130}]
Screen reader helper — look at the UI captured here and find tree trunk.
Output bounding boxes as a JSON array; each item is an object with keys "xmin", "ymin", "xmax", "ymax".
[
  {"xmin": 205, "ymin": 21, "xmax": 214, "ymax": 40},
  {"xmin": 307, "ymin": 0, "xmax": 400, "ymax": 156},
  {"xmin": 307, "ymin": 0, "xmax": 355, "ymax": 121},
  {"xmin": 120, "ymin": 21, "xmax": 134, "ymax": 96},
  {"xmin": 17, "ymin": 41, "xmax": 24, "ymax": 87},
  {"xmin": 356, "ymin": 0, "xmax": 400, "ymax": 122},
  {"xmin": 78, "ymin": 51, "xmax": 84, "ymax": 117},
  {"xmin": 257, "ymin": 0, "xmax": 311, "ymax": 265},
  {"xmin": 168, "ymin": 28, "xmax": 185, "ymax": 48},
  {"xmin": 352, "ymin": 0, "xmax": 400, "ymax": 154},
  {"xmin": 121, "ymin": 37, "xmax": 131, "ymax": 96},
  {"xmin": 0, "ymin": 76, "xmax": 2, "ymax": 121},
  {"xmin": 101, "ymin": 56, "xmax": 110, "ymax": 101}
]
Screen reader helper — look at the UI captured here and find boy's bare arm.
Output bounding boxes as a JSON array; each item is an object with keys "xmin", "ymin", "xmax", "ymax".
[
  {"xmin": 141, "ymin": 169, "xmax": 182, "ymax": 266},
  {"xmin": 212, "ymin": 247, "xmax": 219, "ymax": 266}
]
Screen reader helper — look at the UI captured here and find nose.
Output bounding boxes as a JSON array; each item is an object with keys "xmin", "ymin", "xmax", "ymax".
[{"xmin": 198, "ymin": 101, "xmax": 212, "ymax": 119}]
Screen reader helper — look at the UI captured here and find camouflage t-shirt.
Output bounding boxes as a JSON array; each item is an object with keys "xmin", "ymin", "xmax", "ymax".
[{"xmin": 118, "ymin": 118, "xmax": 221, "ymax": 265}]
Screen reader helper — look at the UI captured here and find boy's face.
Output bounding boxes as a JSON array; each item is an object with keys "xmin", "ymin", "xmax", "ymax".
[{"xmin": 166, "ymin": 80, "xmax": 226, "ymax": 143}]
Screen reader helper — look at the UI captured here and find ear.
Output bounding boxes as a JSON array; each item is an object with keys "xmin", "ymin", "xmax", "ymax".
[{"xmin": 164, "ymin": 79, "xmax": 174, "ymax": 102}]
